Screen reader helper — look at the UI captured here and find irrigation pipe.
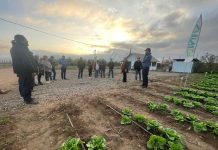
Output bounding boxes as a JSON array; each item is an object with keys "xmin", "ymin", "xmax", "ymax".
[
  {"xmin": 105, "ymin": 104, "xmax": 152, "ymax": 135},
  {"xmin": 66, "ymin": 113, "xmax": 86, "ymax": 150}
]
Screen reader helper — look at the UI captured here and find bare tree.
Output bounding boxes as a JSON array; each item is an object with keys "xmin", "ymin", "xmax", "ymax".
[{"xmin": 201, "ymin": 53, "xmax": 217, "ymax": 72}]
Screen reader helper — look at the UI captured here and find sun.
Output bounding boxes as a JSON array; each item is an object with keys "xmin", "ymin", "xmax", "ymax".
[{"xmin": 111, "ymin": 28, "xmax": 129, "ymax": 42}]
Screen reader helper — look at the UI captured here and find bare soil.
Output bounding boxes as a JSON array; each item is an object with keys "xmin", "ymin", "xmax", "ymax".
[{"xmin": 0, "ymin": 68, "xmax": 217, "ymax": 150}]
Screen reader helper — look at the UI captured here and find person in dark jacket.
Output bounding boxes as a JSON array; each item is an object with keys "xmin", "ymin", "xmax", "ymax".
[
  {"xmin": 100, "ymin": 60, "xmax": 106, "ymax": 78},
  {"xmin": 87, "ymin": 60, "xmax": 93, "ymax": 77},
  {"xmin": 59, "ymin": 56, "xmax": 67, "ymax": 80},
  {"xmin": 49, "ymin": 56, "xmax": 57, "ymax": 80},
  {"xmin": 10, "ymin": 35, "xmax": 38, "ymax": 104},
  {"xmin": 134, "ymin": 57, "xmax": 143, "ymax": 80},
  {"xmin": 121, "ymin": 58, "xmax": 128, "ymax": 82},
  {"xmin": 108, "ymin": 59, "xmax": 114, "ymax": 78},
  {"xmin": 77, "ymin": 57, "xmax": 86, "ymax": 79},
  {"xmin": 142, "ymin": 48, "xmax": 152, "ymax": 88}
]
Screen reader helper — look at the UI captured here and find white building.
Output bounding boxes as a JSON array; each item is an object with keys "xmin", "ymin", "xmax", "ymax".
[
  {"xmin": 172, "ymin": 58, "xmax": 200, "ymax": 73},
  {"xmin": 126, "ymin": 52, "xmax": 159, "ymax": 70}
]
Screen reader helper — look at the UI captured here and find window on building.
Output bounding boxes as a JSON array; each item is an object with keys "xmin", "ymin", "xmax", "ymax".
[{"xmin": 152, "ymin": 62, "xmax": 156, "ymax": 66}]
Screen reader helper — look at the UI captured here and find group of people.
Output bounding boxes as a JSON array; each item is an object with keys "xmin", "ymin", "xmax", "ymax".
[
  {"xmin": 121, "ymin": 48, "xmax": 152, "ymax": 89},
  {"xmin": 77, "ymin": 58, "xmax": 115, "ymax": 79},
  {"xmin": 10, "ymin": 34, "xmax": 152, "ymax": 104}
]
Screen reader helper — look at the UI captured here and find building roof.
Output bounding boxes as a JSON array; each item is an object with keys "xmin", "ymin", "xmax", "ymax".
[{"xmin": 127, "ymin": 53, "xmax": 159, "ymax": 62}]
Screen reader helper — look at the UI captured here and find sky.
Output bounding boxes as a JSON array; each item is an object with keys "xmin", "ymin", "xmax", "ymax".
[{"xmin": 0, "ymin": 0, "xmax": 218, "ymax": 60}]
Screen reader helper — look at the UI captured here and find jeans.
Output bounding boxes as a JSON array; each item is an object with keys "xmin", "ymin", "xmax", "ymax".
[
  {"xmin": 78, "ymin": 68, "xmax": 84, "ymax": 79},
  {"xmin": 61, "ymin": 67, "xmax": 67, "ymax": 79},
  {"xmin": 95, "ymin": 70, "xmax": 99, "ymax": 78},
  {"xmin": 142, "ymin": 67, "xmax": 149, "ymax": 87},
  {"xmin": 135, "ymin": 69, "xmax": 141, "ymax": 80},
  {"xmin": 18, "ymin": 74, "xmax": 33, "ymax": 101},
  {"xmin": 108, "ymin": 69, "xmax": 114, "ymax": 78}
]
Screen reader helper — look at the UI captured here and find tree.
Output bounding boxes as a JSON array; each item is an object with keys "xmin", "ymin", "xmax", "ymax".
[{"xmin": 201, "ymin": 53, "xmax": 218, "ymax": 72}]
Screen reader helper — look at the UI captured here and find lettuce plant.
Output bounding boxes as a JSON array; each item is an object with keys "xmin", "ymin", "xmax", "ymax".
[
  {"xmin": 86, "ymin": 135, "xmax": 106, "ymax": 150},
  {"xmin": 59, "ymin": 137, "xmax": 82, "ymax": 150},
  {"xmin": 147, "ymin": 135, "xmax": 166, "ymax": 150}
]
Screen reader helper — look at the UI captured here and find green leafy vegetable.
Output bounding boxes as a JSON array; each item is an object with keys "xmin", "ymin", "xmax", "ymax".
[
  {"xmin": 122, "ymin": 108, "xmax": 132, "ymax": 116},
  {"xmin": 212, "ymin": 111, "xmax": 218, "ymax": 116},
  {"xmin": 168, "ymin": 141, "xmax": 184, "ymax": 150},
  {"xmin": 186, "ymin": 114, "xmax": 199, "ymax": 123},
  {"xmin": 86, "ymin": 135, "xmax": 106, "ymax": 150},
  {"xmin": 146, "ymin": 119, "xmax": 160, "ymax": 131},
  {"xmin": 120, "ymin": 115, "xmax": 132, "ymax": 125},
  {"xmin": 147, "ymin": 135, "xmax": 166, "ymax": 150},
  {"xmin": 163, "ymin": 128, "xmax": 181, "ymax": 142},
  {"xmin": 158, "ymin": 103, "xmax": 169, "ymax": 111},
  {"xmin": 59, "ymin": 137, "xmax": 82, "ymax": 150},
  {"xmin": 192, "ymin": 121, "xmax": 207, "ymax": 133},
  {"xmin": 147, "ymin": 101, "xmax": 159, "ymax": 111},
  {"xmin": 183, "ymin": 102, "xmax": 195, "ymax": 109},
  {"xmin": 134, "ymin": 114, "xmax": 146, "ymax": 123}
]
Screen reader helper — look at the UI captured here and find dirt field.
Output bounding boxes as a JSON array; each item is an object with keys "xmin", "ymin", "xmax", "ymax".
[{"xmin": 0, "ymin": 68, "xmax": 217, "ymax": 150}]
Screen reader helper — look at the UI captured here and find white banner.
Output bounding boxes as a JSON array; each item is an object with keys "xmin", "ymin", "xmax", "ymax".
[{"xmin": 186, "ymin": 14, "xmax": 202, "ymax": 62}]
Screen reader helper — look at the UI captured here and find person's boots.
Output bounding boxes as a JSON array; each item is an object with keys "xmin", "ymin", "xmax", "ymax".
[{"xmin": 24, "ymin": 97, "xmax": 38, "ymax": 104}]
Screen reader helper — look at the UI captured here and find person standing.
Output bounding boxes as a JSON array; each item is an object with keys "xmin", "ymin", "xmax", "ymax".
[
  {"xmin": 100, "ymin": 60, "xmax": 106, "ymax": 78},
  {"xmin": 87, "ymin": 60, "xmax": 93, "ymax": 77},
  {"xmin": 121, "ymin": 58, "xmax": 128, "ymax": 82},
  {"xmin": 77, "ymin": 57, "xmax": 86, "ymax": 79},
  {"xmin": 49, "ymin": 56, "xmax": 57, "ymax": 80},
  {"xmin": 10, "ymin": 35, "xmax": 38, "ymax": 104},
  {"xmin": 94, "ymin": 60, "xmax": 100, "ymax": 78},
  {"xmin": 42, "ymin": 56, "xmax": 52, "ymax": 83},
  {"xmin": 108, "ymin": 59, "xmax": 114, "ymax": 78},
  {"xmin": 142, "ymin": 48, "xmax": 152, "ymax": 88},
  {"xmin": 134, "ymin": 57, "xmax": 143, "ymax": 80},
  {"xmin": 38, "ymin": 58, "xmax": 44, "ymax": 85},
  {"xmin": 59, "ymin": 56, "xmax": 67, "ymax": 80}
]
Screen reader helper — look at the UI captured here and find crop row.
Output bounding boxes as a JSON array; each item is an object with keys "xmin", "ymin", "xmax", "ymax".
[
  {"xmin": 59, "ymin": 135, "xmax": 106, "ymax": 150},
  {"xmin": 146, "ymin": 101, "xmax": 218, "ymax": 136},
  {"xmin": 180, "ymin": 88, "xmax": 218, "ymax": 98},
  {"xmin": 192, "ymin": 85, "xmax": 218, "ymax": 92},
  {"xmin": 120, "ymin": 107, "xmax": 185, "ymax": 150},
  {"xmin": 164, "ymin": 95, "xmax": 218, "ymax": 116},
  {"xmin": 192, "ymin": 74, "xmax": 218, "ymax": 92}
]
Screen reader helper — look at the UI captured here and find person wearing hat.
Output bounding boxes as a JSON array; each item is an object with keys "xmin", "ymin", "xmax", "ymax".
[
  {"xmin": 10, "ymin": 35, "xmax": 38, "ymax": 104},
  {"xmin": 134, "ymin": 57, "xmax": 143, "ymax": 80},
  {"xmin": 142, "ymin": 48, "xmax": 152, "ymax": 88}
]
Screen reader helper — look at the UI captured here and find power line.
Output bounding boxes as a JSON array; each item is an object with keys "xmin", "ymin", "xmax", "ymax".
[{"xmin": 0, "ymin": 17, "xmax": 110, "ymax": 48}]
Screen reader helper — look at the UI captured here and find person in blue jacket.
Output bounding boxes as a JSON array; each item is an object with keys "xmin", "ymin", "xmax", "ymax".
[
  {"xmin": 59, "ymin": 56, "xmax": 67, "ymax": 80},
  {"xmin": 10, "ymin": 35, "xmax": 38, "ymax": 104},
  {"xmin": 142, "ymin": 48, "xmax": 152, "ymax": 88}
]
